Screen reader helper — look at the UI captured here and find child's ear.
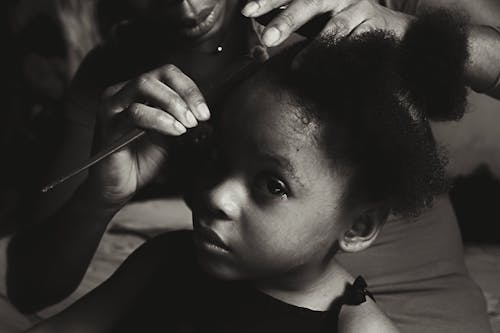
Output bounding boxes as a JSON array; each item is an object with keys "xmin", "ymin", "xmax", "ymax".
[{"xmin": 339, "ymin": 208, "xmax": 389, "ymax": 253}]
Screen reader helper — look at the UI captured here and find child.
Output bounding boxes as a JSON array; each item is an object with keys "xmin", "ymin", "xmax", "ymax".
[{"xmin": 27, "ymin": 14, "xmax": 468, "ymax": 332}]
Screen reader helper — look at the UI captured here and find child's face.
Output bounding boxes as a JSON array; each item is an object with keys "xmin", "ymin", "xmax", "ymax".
[{"xmin": 188, "ymin": 77, "xmax": 349, "ymax": 283}]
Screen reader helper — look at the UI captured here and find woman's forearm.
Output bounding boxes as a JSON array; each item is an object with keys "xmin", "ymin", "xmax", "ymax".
[
  {"xmin": 466, "ymin": 24, "xmax": 500, "ymax": 99},
  {"xmin": 6, "ymin": 180, "xmax": 122, "ymax": 314},
  {"xmin": 410, "ymin": 0, "xmax": 500, "ymax": 100}
]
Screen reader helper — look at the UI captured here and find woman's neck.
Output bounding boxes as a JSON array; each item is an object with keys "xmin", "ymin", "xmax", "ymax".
[
  {"xmin": 254, "ymin": 259, "xmax": 354, "ymax": 311},
  {"xmin": 162, "ymin": 1, "xmax": 247, "ymax": 86}
]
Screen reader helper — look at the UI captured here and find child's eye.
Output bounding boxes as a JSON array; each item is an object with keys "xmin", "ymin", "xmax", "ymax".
[
  {"xmin": 252, "ymin": 172, "xmax": 292, "ymax": 204},
  {"xmin": 263, "ymin": 176, "xmax": 288, "ymax": 199},
  {"xmin": 254, "ymin": 173, "xmax": 289, "ymax": 201}
]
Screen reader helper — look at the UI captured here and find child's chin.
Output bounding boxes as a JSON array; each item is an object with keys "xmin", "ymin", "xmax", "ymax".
[{"xmin": 196, "ymin": 253, "xmax": 244, "ymax": 281}]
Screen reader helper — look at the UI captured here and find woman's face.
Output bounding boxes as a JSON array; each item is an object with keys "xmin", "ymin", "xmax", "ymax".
[
  {"xmin": 188, "ymin": 76, "xmax": 350, "ymax": 285},
  {"xmin": 131, "ymin": 0, "xmax": 229, "ymax": 39}
]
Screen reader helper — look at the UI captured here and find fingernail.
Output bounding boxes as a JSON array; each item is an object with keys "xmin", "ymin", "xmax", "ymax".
[
  {"xmin": 263, "ymin": 27, "xmax": 280, "ymax": 47},
  {"xmin": 242, "ymin": 2, "xmax": 259, "ymax": 17},
  {"xmin": 174, "ymin": 121, "xmax": 186, "ymax": 134},
  {"xmin": 197, "ymin": 103, "xmax": 210, "ymax": 121},
  {"xmin": 185, "ymin": 111, "xmax": 197, "ymax": 127}
]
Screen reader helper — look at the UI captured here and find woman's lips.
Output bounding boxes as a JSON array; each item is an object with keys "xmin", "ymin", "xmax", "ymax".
[
  {"xmin": 194, "ymin": 225, "xmax": 230, "ymax": 252},
  {"xmin": 177, "ymin": 2, "xmax": 223, "ymax": 38}
]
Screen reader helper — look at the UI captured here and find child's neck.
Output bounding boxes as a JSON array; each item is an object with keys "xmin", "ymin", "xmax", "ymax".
[{"xmin": 254, "ymin": 258, "xmax": 354, "ymax": 311}]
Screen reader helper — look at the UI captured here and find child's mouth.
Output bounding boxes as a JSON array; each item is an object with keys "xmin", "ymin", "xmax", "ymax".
[{"xmin": 193, "ymin": 224, "xmax": 230, "ymax": 252}]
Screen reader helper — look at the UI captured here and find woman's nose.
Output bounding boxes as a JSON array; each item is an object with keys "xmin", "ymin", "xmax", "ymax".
[{"xmin": 204, "ymin": 178, "xmax": 245, "ymax": 221}]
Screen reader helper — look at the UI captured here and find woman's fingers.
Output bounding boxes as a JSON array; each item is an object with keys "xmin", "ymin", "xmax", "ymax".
[
  {"xmin": 126, "ymin": 103, "xmax": 187, "ymax": 136},
  {"xmin": 321, "ymin": 1, "xmax": 412, "ymax": 39},
  {"xmin": 103, "ymin": 76, "xmax": 193, "ymax": 129},
  {"xmin": 291, "ymin": 1, "xmax": 372, "ymax": 69},
  {"xmin": 139, "ymin": 77, "xmax": 199, "ymax": 128},
  {"xmin": 292, "ymin": 1, "xmax": 412, "ymax": 70},
  {"xmin": 319, "ymin": 4, "xmax": 368, "ymax": 40},
  {"xmin": 242, "ymin": 0, "xmax": 291, "ymax": 18},
  {"xmin": 101, "ymin": 81, "xmax": 134, "ymax": 119},
  {"xmin": 243, "ymin": 0, "xmax": 410, "ymax": 47},
  {"xmin": 243, "ymin": 0, "xmax": 364, "ymax": 46},
  {"xmin": 102, "ymin": 64, "xmax": 210, "ymax": 132},
  {"xmin": 260, "ymin": 0, "xmax": 327, "ymax": 46},
  {"xmin": 156, "ymin": 64, "xmax": 210, "ymax": 121}
]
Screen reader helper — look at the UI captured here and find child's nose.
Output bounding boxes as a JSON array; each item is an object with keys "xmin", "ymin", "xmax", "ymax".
[{"xmin": 204, "ymin": 178, "xmax": 245, "ymax": 221}]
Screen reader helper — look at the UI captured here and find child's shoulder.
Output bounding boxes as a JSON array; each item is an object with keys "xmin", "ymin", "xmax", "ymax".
[
  {"xmin": 129, "ymin": 230, "xmax": 194, "ymax": 267},
  {"xmin": 143, "ymin": 229, "xmax": 193, "ymax": 250},
  {"xmin": 338, "ymin": 298, "xmax": 400, "ymax": 333},
  {"xmin": 110, "ymin": 229, "xmax": 195, "ymax": 284},
  {"xmin": 30, "ymin": 231, "xmax": 197, "ymax": 332}
]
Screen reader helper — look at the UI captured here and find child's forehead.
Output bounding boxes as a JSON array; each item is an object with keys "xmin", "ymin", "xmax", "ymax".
[
  {"xmin": 214, "ymin": 87, "xmax": 325, "ymax": 181},
  {"xmin": 220, "ymin": 78, "xmax": 319, "ymax": 141}
]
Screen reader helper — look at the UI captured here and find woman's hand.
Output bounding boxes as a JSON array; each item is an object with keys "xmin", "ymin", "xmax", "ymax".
[
  {"xmin": 242, "ymin": 0, "xmax": 414, "ymax": 46},
  {"xmin": 88, "ymin": 64, "xmax": 210, "ymax": 206}
]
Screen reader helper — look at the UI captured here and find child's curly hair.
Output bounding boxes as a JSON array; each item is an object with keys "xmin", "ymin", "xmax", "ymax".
[{"xmin": 263, "ymin": 10, "xmax": 469, "ymax": 217}]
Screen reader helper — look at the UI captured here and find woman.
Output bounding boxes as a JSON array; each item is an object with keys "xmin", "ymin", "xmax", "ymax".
[{"xmin": 7, "ymin": 0, "xmax": 500, "ymax": 331}]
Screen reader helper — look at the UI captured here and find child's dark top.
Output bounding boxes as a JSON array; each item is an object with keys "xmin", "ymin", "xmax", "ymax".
[{"xmin": 111, "ymin": 231, "xmax": 371, "ymax": 333}]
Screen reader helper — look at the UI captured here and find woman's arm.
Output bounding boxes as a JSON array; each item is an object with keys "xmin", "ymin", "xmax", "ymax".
[
  {"xmin": 24, "ymin": 233, "xmax": 172, "ymax": 333},
  {"xmin": 243, "ymin": 0, "xmax": 500, "ymax": 99},
  {"xmin": 7, "ymin": 179, "xmax": 123, "ymax": 314},
  {"xmin": 415, "ymin": 0, "xmax": 500, "ymax": 99},
  {"xmin": 7, "ymin": 50, "xmax": 210, "ymax": 313},
  {"xmin": 466, "ymin": 25, "xmax": 500, "ymax": 99},
  {"xmin": 7, "ymin": 52, "xmax": 117, "ymax": 313}
]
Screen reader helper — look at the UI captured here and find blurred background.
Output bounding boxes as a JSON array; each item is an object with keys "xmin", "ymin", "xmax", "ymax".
[{"xmin": 0, "ymin": 0, "xmax": 499, "ymax": 331}]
